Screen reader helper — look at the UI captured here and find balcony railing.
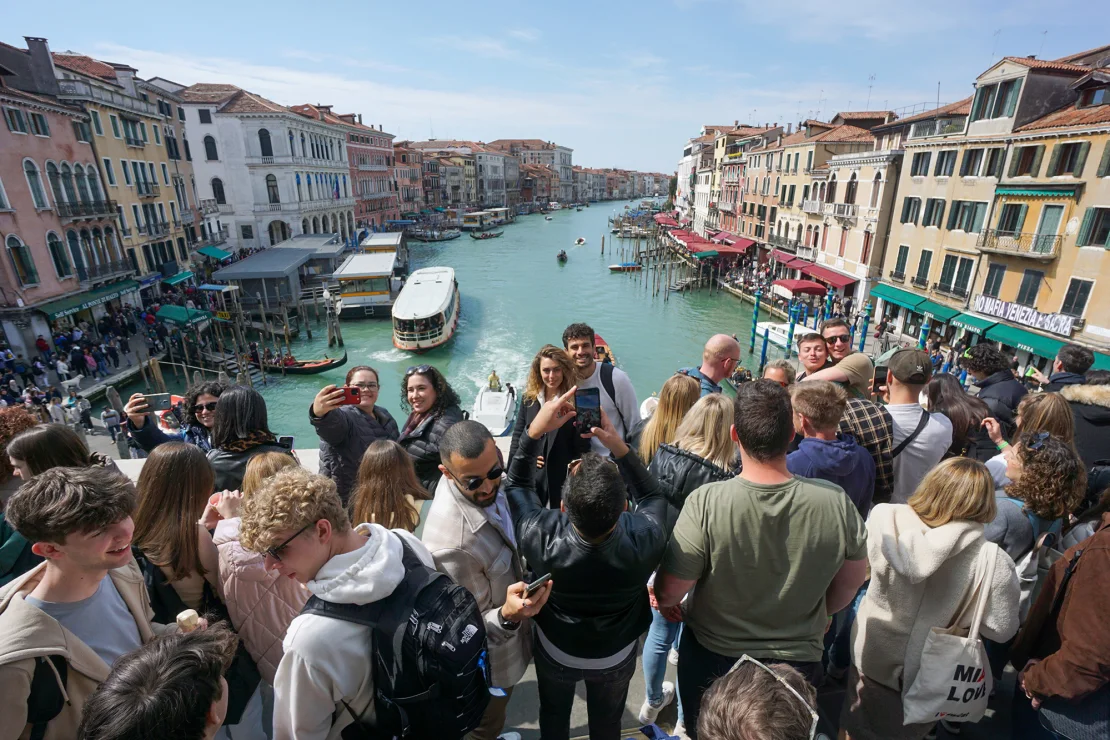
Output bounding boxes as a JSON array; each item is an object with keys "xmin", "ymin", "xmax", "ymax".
[
  {"xmin": 56, "ymin": 199, "xmax": 118, "ymax": 220},
  {"xmin": 76, "ymin": 259, "xmax": 134, "ymax": 282},
  {"xmin": 889, "ymin": 269, "xmax": 906, "ymax": 283},
  {"xmin": 245, "ymin": 154, "xmax": 351, "ymax": 168},
  {"xmin": 934, "ymin": 283, "xmax": 970, "ymax": 300},
  {"xmin": 911, "ymin": 275, "xmax": 929, "ymax": 289},
  {"xmin": 56, "ymin": 79, "xmax": 158, "ymax": 117},
  {"xmin": 802, "ymin": 199, "xmax": 824, "ymax": 215},
  {"xmin": 358, "ymin": 163, "xmax": 387, "ymax": 171},
  {"xmin": 125, "ymin": 135, "xmax": 145, "ymax": 148},
  {"xmin": 767, "ymin": 234, "xmax": 804, "ymax": 252},
  {"xmin": 189, "ymin": 227, "xmax": 230, "ymax": 249},
  {"xmin": 977, "ymin": 229, "xmax": 1062, "ymax": 260},
  {"xmin": 824, "ymin": 203, "xmax": 859, "ymax": 219},
  {"xmin": 909, "ymin": 117, "xmax": 967, "ymax": 139},
  {"xmin": 136, "ymin": 182, "xmax": 160, "ymax": 197},
  {"xmin": 862, "ymin": 207, "xmax": 881, "ymax": 222},
  {"xmin": 147, "ymin": 221, "xmax": 170, "ymax": 236},
  {"xmin": 199, "ymin": 199, "xmax": 220, "ymax": 215},
  {"xmin": 181, "ymin": 210, "xmax": 196, "ymax": 225}
]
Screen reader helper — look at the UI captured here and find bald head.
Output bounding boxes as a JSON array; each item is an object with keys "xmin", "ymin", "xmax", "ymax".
[{"xmin": 701, "ymin": 334, "xmax": 742, "ymax": 383}]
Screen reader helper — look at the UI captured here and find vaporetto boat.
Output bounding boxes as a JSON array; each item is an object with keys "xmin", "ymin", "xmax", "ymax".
[{"xmin": 391, "ymin": 267, "xmax": 461, "ymax": 352}]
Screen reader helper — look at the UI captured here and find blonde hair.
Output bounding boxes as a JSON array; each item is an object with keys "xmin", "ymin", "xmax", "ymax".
[
  {"xmin": 242, "ymin": 452, "xmax": 298, "ymax": 496},
  {"xmin": 790, "ymin": 380, "xmax": 847, "ymax": 431},
  {"xmin": 524, "ymin": 345, "xmax": 577, "ymax": 403},
  {"xmin": 639, "ymin": 373, "xmax": 701, "ymax": 464},
  {"xmin": 239, "ymin": 467, "xmax": 350, "ymax": 553},
  {"xmin": 908, "ymin": 457, "xmax": 996, "ymax": 528},
  {"xmin": 133, "ymin": 443, "xmax": 214, "ymax": 580},
  {"xmin": 349, "ymin": 440, "xmax": 430, "ymax": 532},
  {"xmin": 1016, "ymin": 392, "xmax": 1075, "ymax": 445},
  {"xmin": 673, "ymin": 394, "xmax": 735, "ymax": 471}
]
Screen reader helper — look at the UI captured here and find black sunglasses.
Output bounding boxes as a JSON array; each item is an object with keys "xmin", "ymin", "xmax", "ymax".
[
  {"xmin": 447, "ymin": 463, "xmax": 504, "ymax": 491},
  {"xmin": 825, "ymin": 334, "xmax": 851, "ymax": 345},
  {"xmin": 192, "ymin": 401, "xmax": 218, "ymax": 413},
  {"xmin": 406, "ymin": 364, "xmax": 432, "ymax": 376},
  {"xmin": 266, "ymin": 523, "xmax": 311, "ymax": 562},
  {"xmin": 1026, "ymin": 431, "xmax": 1050, "ymax": 451}
]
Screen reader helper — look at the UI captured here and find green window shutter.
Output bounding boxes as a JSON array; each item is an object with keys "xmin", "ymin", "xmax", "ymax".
[
  {"xmin": 1098, "ymin": 143, "xmax": 1110, "ymax": 178},
  {"xmin": 1077, "ymin": 207, "xmax": 1094, "ymax": 246},
  {"xmin": 1072, "ymin": 141, "xmax": 1091, "ymax": 176},
  {"xmin": 1030, "ymin": 145, "xmax": 1046, "ymax": 177},
  {"xmin": 901, "ymin": 198, "xmax": 909, "ymax": 223},
  {"xmin": 947, "ymin": 202, "xmax": 960, "ymax": 230},
  {"xmin": 1016, "ymin": 204, "xmax": 1028, "ymax": 233},
  {"xmin": 971, "ymin": 203, "xmax": 987, "ymax": 233},
  {"xmin": 1004, "ymin": 79, "xmax": 1022, "ymax": 116},
  {"xmin": 1008, "ymin": 149, "xmax": 1021, "ymax": 178},
  {"xmin": 1046, "ymin": 145, "xmax": 1063, "ymax": 177},
  {"xmin": 935, "ymin": 201, "xmax": 946, "ymax": 228}
]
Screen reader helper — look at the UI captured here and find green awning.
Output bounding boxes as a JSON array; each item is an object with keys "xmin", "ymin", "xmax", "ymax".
[
  {"xmin": 869, "ymin": 282, "xmax": 926, "ymax": 311},
  {"xmin": 693, "ymin": 250, "xmax": 720, "ymax": 260},
  {"xmin": 917, "ymin": 299, "xmax": 960, "ymax": 323},
  {"xmin": 37, "ymin": 280, "xmax": 139, "ymax": 321},
  {"xmin": 995, "ymin": 187, "xmax": 1079, "ymax": 197},
  {"xmin": 156, "ymin": 305, "xmax": 212, "ymax": 328},
  {"xmin": 984, "ymin": 323, "xmax": 1066, "ymax": 359},
  {"xmin": 162, "ymin": 270, "xmax": 194, "ymax": 286},
  {"xmin": 1093, "ymin": 352, "xmax": 1110, "ymax": 371},
  {"xmin": 197, "ymin": 246, "xmax": 232, "ymax": 260},
  {"xmin": 950, "ymin": 313, "xmax": 997, "ymax": 335}
]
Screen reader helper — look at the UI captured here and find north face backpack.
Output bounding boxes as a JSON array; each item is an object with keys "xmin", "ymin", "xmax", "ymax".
[{"xmin": 301, "ymin": 539, "xmax": 491, "ymax": 739}]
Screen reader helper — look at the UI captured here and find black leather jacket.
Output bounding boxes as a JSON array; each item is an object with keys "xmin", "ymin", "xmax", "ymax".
[
  {"xmin": 398, "ymin": 404, "xmax": 465, "ymax": 492},
  {"xmin": 207, "ymin": 443, "xmax": 294, "ymax": 492},
  {"xmin": 506, "ymin": 432, "xmax": 670, "ymax": 659},
  {"xmin": 976, "ymin": 370, "xmax": 1028, "ymax": 437},
  {"xmin": 647, "ymin": 443, "xmax": 734, "ymax": 530}
]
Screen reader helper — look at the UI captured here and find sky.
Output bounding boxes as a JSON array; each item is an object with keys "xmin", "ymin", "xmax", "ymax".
[{"xmin": 5, "ymin": 0, "xmax": 1110, "ymax": 172}]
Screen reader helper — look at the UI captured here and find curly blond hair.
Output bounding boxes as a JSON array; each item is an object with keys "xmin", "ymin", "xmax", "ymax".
[{"xmin": 239, "ymin": 466, "xmax": 350, "ymax": 552}]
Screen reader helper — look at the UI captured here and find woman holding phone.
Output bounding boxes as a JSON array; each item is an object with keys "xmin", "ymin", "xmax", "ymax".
[
  {"xmin": 123, "ymin": 380, "xmax": 226, "ymax": 453},
  {"xmin": 310, "ymin": 365, "xmax": 399, "ymax": 504},
  {"xmin": 397, "ymin": 365, "xmax": 464, "ymax": 492}
]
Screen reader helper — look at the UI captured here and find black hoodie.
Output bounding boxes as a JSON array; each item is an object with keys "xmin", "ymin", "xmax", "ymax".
[{"xmin": 1060, "ymin": 384, "xmax": 1110, "ymax": 469}]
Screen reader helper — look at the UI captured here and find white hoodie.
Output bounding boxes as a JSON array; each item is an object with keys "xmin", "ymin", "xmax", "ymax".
[
  {"xmin": 272, "ymin": 523, "xmax": 434, "ymax": 740},
  {"xmin": 850, "ymin": 504, "xmax": 1020, "ymax": 692}
]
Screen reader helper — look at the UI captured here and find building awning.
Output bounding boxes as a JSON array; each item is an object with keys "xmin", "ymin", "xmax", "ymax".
[
  {"xmin": 800, "ymin": 263, "xmax": 858, "ymax": 289},
  {"xmin": 984, "ymin": 323, "xmax": 1067, "ymax": 359},
  {"xmin": 917, "ymin": 299, "xmax": 960, "ymax": 323},
  {"xmin": 37, "ymin": 279, "xmax": 140, "ymax": 321},
  {"xmin": 783, "ymin": 258, "xmax": 812, "ymax": 270},
  {"xmin": 156, "ymin": 305, "xmax": 212, "ymax": 328},
  {"xmin": 1093, "ymin": 352, "xmax": 1110, "ymax": 371},
  {"xmin": 869, "ymin": 282, "xmax": 927, "ymax": 311},
  {"xmin": 197, "ymin": 246, "xmax": 232, "ymax": 261},
  {"xmin": 161, "ymin": 270, "xmax": 194, "ymax": 286},
  {"xmin": 949, "ymin": 313, "xmax": 997, "ymax": 335},
  {"xmin": 771, "ymin": 249, "xmax": 796, "ymax": 263},
  {"xmin": 772, "ymin": 279, "xmax": 827, "ymax": 296},
  {"xmin": 693, "ymin": 250, "xmax": 720, "ymax": 260},
  {"xmin": 714, "ymin": 240, "xmax": 753, "ymax": 255},
  {"xmin": 995, "ymin": 186, "xmax": 1080, "ymax": 198}
]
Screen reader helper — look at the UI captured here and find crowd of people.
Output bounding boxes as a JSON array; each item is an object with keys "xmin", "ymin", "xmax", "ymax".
[{"xmin": 0, "ymin": 318, "xmax": 1108, "ymax": 740}]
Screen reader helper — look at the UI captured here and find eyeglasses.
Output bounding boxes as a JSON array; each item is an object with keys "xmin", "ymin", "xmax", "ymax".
[
  {"xmin": 1026, "ymin": 431, "xmax": 1050, "ymax": 451},
  {"xmin": 405, "ymin": 364, "xmax": 432, "ymax": 376},
  {"xmin": 192, "ymin": 401, "xmax": 218, "ymax": 413},
  {"xmin": 728, "ymin": 655, "xmax": 819, "ymax": 739},
  {"xmin": 352, "ymin": 382, "xmax": 379, "ymax": 391},
  {"xmin": 446, "ymin": 463, "xmax": 504, "ymax": 492},
  {"xmin": 824, "ymin": 334, "xmax": 851, "ymax": 345},
  {"xmin": 266, "ymin": 524, "xmax": 311, "ymax": 562}
]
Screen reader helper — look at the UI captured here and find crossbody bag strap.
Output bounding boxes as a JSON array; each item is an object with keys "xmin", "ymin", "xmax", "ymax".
[{"xmin": 892, "ymin": 408, "xmax": 930, "ymax": 458}]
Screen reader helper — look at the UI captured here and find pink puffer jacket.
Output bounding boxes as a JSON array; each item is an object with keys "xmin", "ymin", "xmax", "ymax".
[{"xmin": 213, "ymin": 517, "xmax": 309, "ymax": 684}]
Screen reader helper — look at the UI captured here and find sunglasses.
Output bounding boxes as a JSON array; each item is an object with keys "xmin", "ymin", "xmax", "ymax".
[
  {"xmin": 728, "ymin": 655, "xmax": 818, "ymax": 739},
  {"xmin": 192, "ymin": 401, "xmax": 218, "ymax": 413},
  {"xmin": 446, "ymin": 463, "xmax": 504, "ymax": 492},
  {"xmin": 1026, "ymin": 431, "xmax": 1050, "ymax": 451},
  {"xmin": 405, "ymin": 364, "xmax": 432, "ymax": 376},
  {"xmin": 266, "ymin": 523, "xmax": 311, "ymax": 562},
  {"xmin": 824, "ymin": 334, "xmax": 851, "ymax": 345}
]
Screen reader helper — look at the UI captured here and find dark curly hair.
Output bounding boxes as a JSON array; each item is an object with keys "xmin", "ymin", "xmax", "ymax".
[
  {"xmin": 399, "ymin": 365, "xmax": 460, "ymax": 416},
  {"xmin": 182, "ymin": 380, "xmax": 226, "ymax": 428},
  {"xmin": 962, "ymin": 344, "xmax": 1011, "ymax": 377},
  {"xmin": 1007, "ymin": 432, "xmax": 1086, "ymax": 521}
]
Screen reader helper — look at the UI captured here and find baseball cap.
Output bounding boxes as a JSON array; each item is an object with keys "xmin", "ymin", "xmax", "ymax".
[{"xmin": 889, "ymin": 349, "xmax": 932, "ymax": 385}]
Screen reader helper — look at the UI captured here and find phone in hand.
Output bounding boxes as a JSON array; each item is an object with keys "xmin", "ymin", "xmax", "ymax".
[
  {"xmin": 339, "ymin": 386, "xmax": 361, "ymax": 405},
  {"xmin": 524, "ymin": 573, "xmax": 553, "ymax": 598},
  {"xmin": 277, "ymin": 435, "xmax": 295, "ymax": 450},
  {"xmin": 574, "ymin": 387, "xmax": 602, "ymax": 435},
  {"xmin": 142, "ymin": 393, "xmax": 171, "ymax": 411},
  {"xmin": 872, "ymin": 366, "xmax": 888, "ymax": 400}
]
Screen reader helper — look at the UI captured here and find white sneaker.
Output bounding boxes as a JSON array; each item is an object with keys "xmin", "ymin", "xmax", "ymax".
[
  {"xmin": 637, "ymin": 681, "xmax": 675, "ymax": 724},
  {"xmin": 497, "ymin": 734, "xmax": 522, "ymax": 740},
  {"xmin": 673, "ymin": 721, "xmax": 690, "ymax": 740},
  {"xmin": 668, "ymin": 648, "xmax": 680, "ymax": 666}
]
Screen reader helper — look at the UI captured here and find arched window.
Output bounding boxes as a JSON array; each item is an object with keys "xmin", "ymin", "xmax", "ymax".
[
  {"xmin": 86, "ymin": 168, "xmax": 102, "ymax": 201},
  {"xmin": 24, "ymin": 160, "xmax": 48, "ymax": 209},
  {"xmin": 300, "ymin": 133, "xmax": 306, "ymax": 157},
  {"xmin": 869, "ymin": 173, "xmax": 882, "ymax": 208},
  {"xmin": 66, "ymin": 230, "xmax": 85, "ymax": 272},
  {"xmin": 307, "ymin": 175, "xmax": 314, "ymax": 200},
  {"xmin": 827, "ymin": 175, "xmax": 837, "ymax": 204},
  {"xmin": 259, "ymin": 128, "xmax": 273, "ymax": 158},
  {"xmin": 74, "ymin": 164, "xmax": 91, "ymax": 203},
  {"xmin": 46, "ymin": 232, "xmax": 72, "ymax": 277},
  {"xmin": 342, "ymin": 174, "xmax": 348, "ymax": 198},
  {"xmin": 813, "ymin": 226, "xmax": 820, "ymax": 248},
  {"xmin": 289, "ymin": 130, "xmax": 295, "ymax": 156},
  {"xmin": 6, "ymin": 235, "xmax": 39, "ymax": 285},
  {"xmin": 302, "ymin": 218, "xmax": 309, "ymax": 234},
  {"xmin": 46, "ymin": 162, "xmax": 65, "ymax": 205},
  {"xmin": 203, "ymin": 135, "xmax": 218, "ymax": 161},
  {"xmin": 211, "ymin": 177, "xmax": 226, "ymax": 205},
  {"xmin": 266, "ymin": 174, "xmax": 280, "ymax": 204},
  {"xmin": 59, "ymin": 163, "xmax": 77, "ymax": 203},
  {"xmin": 311, "ymin": 216, "xmax": 320, "ymax": 234},
  {"xmin": 296, "ymin": 173, "xmax": 303, "ymax": 201},
  {"xmin": 844, "ymin": 173, "xmax": 857, "ymax": 205},
  {"xmin": 80, "ymin": 229, "xmax": 96, "ymax": 266},
  {"xmin": 91, "ymin": 227, "xmax": 108, "ymax": 263}
]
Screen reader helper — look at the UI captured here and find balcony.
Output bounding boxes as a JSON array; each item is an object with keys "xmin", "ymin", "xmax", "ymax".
[
  {"xmin": 934, "ymin": 283, "xmax": 970, "ymax": 300},
  {"xmin": 908, "ymin": 117, "xmax": 967, "ymax": 140},
  {"xmin": 358, "ymin": 163, "xmax": 387, "ymax": 171},
  {"xmin": 56, "ymin": 199, "xmax": 118, "ymax": 220},
  {"xmin": 977, "ymin": 229, "xmax": 1061, "ymax": 260},
  {"xmin": 889, "ymin": 269, "xmax": 906, "ymax": 283},
  {"xmin": 802, "ymin": 199, "xmax": 824, "ymax": 215},
  {"xmin": 136, "ymin": 182, "xmax": 160, "ymax": 198},
  {"xmin": 125, "ymin": 135, "xmax": 145, "ymax": 148},
  {"xmin": 218, "ymin": 203, "xmax": 235, "ymax": 214},
  {"xmin": 199, "ymin": 199, "xmax": 220, "ymax": 216},
  {"xmin": 147, "ymin": 221, "xmax": 170, "ymax": 236},
  {"xmin": 245, "ymin": 155, "xmax": 350, "ymax": 168},
  {"xmin": 911, "ymin": 275, "xmax": 929, "ymax": 289},
  {"xmin": 824, "ymin": 203, "xmax": 859, "ymax": 219},
  {"xmin": 180, "ymin": 210, "xmax": 196, "ymax": 225},
  {"xmin": 862, "ymin": 207, "xmax": 880, "ymax": 223},
  {"xmin": 76, "ymin": 259, "xmax": 134, "ymax": 283},
  {"xmin": 56, "ymin": 79, "xmax": 158, "ymax": 117}
]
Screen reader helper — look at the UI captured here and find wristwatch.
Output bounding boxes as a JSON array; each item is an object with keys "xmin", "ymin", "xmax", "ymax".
[{"xmin": 498, "ymin": 607, "xmax": 521, "ymax": 631}]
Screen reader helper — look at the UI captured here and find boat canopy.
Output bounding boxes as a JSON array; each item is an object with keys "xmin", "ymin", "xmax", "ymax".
[
  {"xmin": 334, "ymin": 253, "xmax": 397, "ymax": 279},
  {"xmin": 392, "ymin": 267, "xmax": 456, "ymax": 320}
]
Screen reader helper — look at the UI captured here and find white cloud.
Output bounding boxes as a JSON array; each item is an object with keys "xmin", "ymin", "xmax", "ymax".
[
  {"xmin": 434, "ymin": 35, "xmax": 517, "ymax": 59},
  {"xmin": 507, "ymin": 28, "xmax": 540, "ymax": 42}
]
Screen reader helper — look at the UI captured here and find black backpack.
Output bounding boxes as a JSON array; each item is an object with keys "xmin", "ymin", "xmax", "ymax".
[{"xmin": 301, "ymin": 539, "xmax": 490, "ymax": 740}]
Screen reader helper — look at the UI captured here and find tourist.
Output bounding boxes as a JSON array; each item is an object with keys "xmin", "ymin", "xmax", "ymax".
[
  {"xmin": 798, "ymin": 318, "xmax": 874, "ymax": 398},
  {"xmin": 509, "ymin": 344, "xmax": 586, "ymax": 509},
  {"xmin": 762, "ymin": 359, "xmax": 796, "ymax": 387},
  {"xmin": 310, "ymin": 366, "xmax": 399, "ymax": 503},
  {"xmin": 0, "ymin": 467, "xmax": 174, "ymax": 740},
  {"xmin": 54, "ymin": 355, "xmax": 70, "ymax": 382},
  {"xmin": 31, "ymin": 358, "xmax": 47, "ymax": 389},
  {"xmin": 506, "ymin": 391, "xmax": 669, "ymax": 740},
  {"xmin": 236, "ymin": 466, "xmax": 437, "ymax": 739},
  {"xmin": 697, "ymin": 660, "xmax": 820, "ymax": 740},
  {"xmin": 1032, "ymin": 342, "xmax": 1094, "ymax": 392},
  {"xmin": 422, "ymin": 421, "xmax": 551, "ymax": 740},
  {"xmin": 635, "ymin": 372, "xmax": 700, "ymax": 465},
  {"xmin": 46, "ymin": 396, "xmax": 66, "ymax": 425},
  {"xmin": 787, "ymin": 380, "xmax": 876, "ymax": 518},
  {"xmin": 78, "ymin": 625, "xmax": 240, "ymax": 740},
  {"xmin": 964, "ymin": 343, "xmax": 1027, "ymax": 436},
  {"xmin": 77, "ymin": 394, "xmax": 93, "ymax": 431},
  {"xmin": 100, "ymin": 405, "xmax": 122, "ymax": 443},
  {"xmin": 1009, "ymin": 508, "xmax": 1110, "ymax": 739},
  {"xmin": 1059, "ymin": 369, "xmax": 1110, "ymax": 469},
  {"xmin": 840, "ymin": 458, "xmax": 1020, "ymax": 740},
  {"xmin": 34, "ymin": 334, "xmax": 50, "ymax": 364},
  {"xmin": 655, "ymin": 380, "xmax": 868, "ymax": 737},
  {"xmin": 678, "ymin": 334, "xmax": 742, "ymax": 396},
  {"xmin": 211, "ymin": 453, "xmax": 308, "ymax": 687},
  {"xmin": 397, "ymin": 364, "xmax": 464, "ymax": 491},
  {"xmin": 562, "ymin": 322, "xmax": 641, "ymax": 453},
  {"xmin": 123, "ymin": 380, "xmax": 225, "ymax": 453},
  {"xmin": 883, "ymin": 349, "xmax": 953, "ymax": 504},
  {"xmin": 982, "ymin": 392, "xmax": 1076, "ymax": 487},
  {"xmin": 349, "ymin": 440, "xmax": 432, "ymax": 533},
  {"xmin": 925, "ymin": 373, "xmax": 993, "ymax": 461},
  {"xmin": 489, "ymin": 368, "xmax": 502, "ymax": 391},
  {"xmin": 207, "ymin": 385, "xmax": 293, "ymax": 492}
]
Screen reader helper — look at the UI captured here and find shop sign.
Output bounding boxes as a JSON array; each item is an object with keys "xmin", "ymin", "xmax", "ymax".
[
  {"xmin": 215, "ymin": 311, "xmax": 231, "ymax": 321},
  {"xmin": 973, "ymin": 295, "xmax": 1074, "ymax": 336}
]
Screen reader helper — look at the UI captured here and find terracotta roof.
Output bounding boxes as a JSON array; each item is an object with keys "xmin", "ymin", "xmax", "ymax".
[
  {"xmin": 803, "ymin": 119, "xmax": 832, "ymax": 130},
  {"xmin": 779, "ymin": 130, "xmax": 810, "ymax": 147},
  {"xmin": 52, "ymin": 52, "xmax": 117, "ymax": 82},
  {"xmin": 1001, "ymin": 56, "xmax": 1092, "ymax": 75},
  {"xmin": 721, "ymin": 125, "xmax": 775, "ymax": 137},
  {"xmin": 871, "ymin": 97, "xmax": 973, "ymax": 130},
  {"xmin": 219, "ymin": 90, "xmax": 289, "ymax": 114},
  {"xmin": 1054, "ymin": 44, "xmax": 1110, "ymax": 65},
  {"xmin": 487, "ymin": 138, "xmax": 556, "ymax": 150},
  {"xmin": 1015, "ymin": 100, "xmax": 1110, "ymax": 132},
  {"xmin": 180, "ymin": 83, "xmax": 242, "ymax": 103},
  {"xmin": 814, "ymin": 124, "xmax": 874, "ymax": 143},
  {"xmin": 835, "ymin": 111, "xmax": 894, "ymax": 120}
]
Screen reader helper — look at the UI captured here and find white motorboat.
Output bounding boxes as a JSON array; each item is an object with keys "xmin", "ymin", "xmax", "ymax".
[
  {"xmin": 392, "ymin": 267, "xmax": 460, "ymax": 351},
  {"xmin": 472, "ymin": 386, "xmax": 517, "ymax": 437}
]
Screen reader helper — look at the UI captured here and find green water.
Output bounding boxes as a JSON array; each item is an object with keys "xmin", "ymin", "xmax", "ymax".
[{"xmin": 119, "ymin": 204, "xmax": 784, "ymax": 442}]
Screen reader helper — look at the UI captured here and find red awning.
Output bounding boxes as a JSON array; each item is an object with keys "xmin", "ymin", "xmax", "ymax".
[
  {"xmin": 770, "ymin": 248, "xmax": 797, "ymax": 263},
  {"xmin": 654, "ymin": 214, "xmax": 679, "ymax": 227},
  {"xmin": 773, "ymin": 279, "xmax": 827, "ymax": 296},
  {"xmin": 800, "ymin": 263, "xmax": 858, "ymax": 288},
  {"xmin": 781, "ymin": 258, "xmax": 810, "ymax": 269},
  {"xmin": 714, "ymin": 242, "xmax": 750, "ymax": 255}
]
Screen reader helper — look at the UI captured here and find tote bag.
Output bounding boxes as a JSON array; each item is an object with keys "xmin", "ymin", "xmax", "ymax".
[{"xmin": 902, "ymin": 544, "xmax": 997, "ymax": 725}]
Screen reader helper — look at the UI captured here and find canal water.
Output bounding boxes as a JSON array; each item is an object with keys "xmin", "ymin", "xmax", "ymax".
[{"xmin": 121, "ymin": 204, "xmax": 785, "ymax": 442}]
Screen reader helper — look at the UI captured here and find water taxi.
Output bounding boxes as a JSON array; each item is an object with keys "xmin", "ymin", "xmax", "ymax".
[
  {"xmin": 754, "ymin": 321, "xmax": 793, "ymax": 348},
  {"xmin": 392, "ymin": 267, "xmax": 460, "ymax": 352},
  {"xmin": 472, "ymin": 386, "xmax": 517, "ymax": 436},
  {"xmin": 462, "ymin": 211, "xmax": 493, "ymax": 231},
  {"xmin": 557, "ymin": 250, "xmax": 568, "ymax": 263},
  {"xmin": 609, "ymin": 262, "xmax": 642, "ymax": 273},
  {"xmin": 548, "ymin": 202, "xmax": 563, "ymax": 210},
  {"xmin": 333, "ymin": 252, "xmax": 402, "ymax": 318}
]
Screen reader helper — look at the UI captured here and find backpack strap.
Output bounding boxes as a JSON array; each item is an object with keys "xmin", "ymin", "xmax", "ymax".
[
  {"xmin": 598, "ymin": 363, "xmax": 626, "ymax": 434},
  {"xmin": 892, "ymin": 408, "xmax": 930, "ymax": 458},
  {"xmin": 27, "ymin": 655, "xmax": 67, "ymax": 740},
  {"xmin": 1000, "ymin": 497, "xmax": 1062, "ymax": 542}
]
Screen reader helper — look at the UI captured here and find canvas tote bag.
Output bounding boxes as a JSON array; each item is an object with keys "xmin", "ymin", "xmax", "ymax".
[{"xmin": 902, "ymin": 543, "xmax": 997, "ymax": 725}]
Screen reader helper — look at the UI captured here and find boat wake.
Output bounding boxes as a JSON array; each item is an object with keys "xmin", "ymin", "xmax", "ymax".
[{"xmin": 367, "ymin": 347, "xmax": 411, "ymax": 363}]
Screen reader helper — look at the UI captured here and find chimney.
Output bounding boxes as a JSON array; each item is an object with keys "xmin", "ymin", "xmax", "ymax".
[
  {"xmin": 22, "ymin": 37, "xmax": 59, "ymax": 96},
  {"xmin": 734, "ymin": 119, "xmax": 738, "ymax": 126},
  {"xmin": 786, "ymin": 123, "xmax": 793, "ymax": 134},
  {"xmin": 1027, "ymin": 54, "xmax": 1037, "ymax": 60},
  {"xmin": 358, "ymin": 113, "xmax": 363, "ymax": 124}
]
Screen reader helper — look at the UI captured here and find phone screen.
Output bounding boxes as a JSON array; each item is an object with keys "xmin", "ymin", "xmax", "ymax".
[
  {"xmin": 574, "ymin": 388, "xmax": 602, "ymax": 433},
  {"xmin": 278, "ymin": 435, "xmax": 295, "ymax": 449},
  {"xmin": 872, "ymin": 366, "xmax": 887, "ymax": 398},
  {"xmin": 143, "ymin": 394, "xmax": 171, "ymax": 411}
]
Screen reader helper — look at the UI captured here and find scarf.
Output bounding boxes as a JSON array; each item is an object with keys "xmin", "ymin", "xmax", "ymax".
[{"xmin": 221, "ymin": 430, "xmax": 277, "ymax": 453}]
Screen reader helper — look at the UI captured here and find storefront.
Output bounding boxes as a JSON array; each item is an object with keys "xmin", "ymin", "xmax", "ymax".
[
  {"xmin": 948, "ymin": 313, "xmax": 997, "ymax": 348},
  {"xmin": 869, "ymin": 282, "xmax": 927, "ymax": 339},
  {"xmin": 37, "ymin": 279, "xmax": 141, "ymax": 332}
]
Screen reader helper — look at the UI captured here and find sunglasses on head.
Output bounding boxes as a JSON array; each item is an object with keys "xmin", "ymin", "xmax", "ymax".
[
  {"xmin": 825, "ymin": 334, "xmax": 851, "ymax": 345},
  {"xmin": 447, "ymin": 463, "xmax": 504, "ymax": 491},
  {"xmin": 192, "ymin": 401, "xmax": 218, "ymax": 413},
  {"xmin": 405, "ymin": 364, "xmax": 432, "ymax": 377},
  {"xmin": 266, "ymin": 523, "xmax": 311, "ymax": 562},
  {"xmin": 1026, "ymin": 431, "xmax": 1050, "ymax": 451},
  {"xmin": 728, "ymin": 655, "xmax": 818, "ymax": 739}
]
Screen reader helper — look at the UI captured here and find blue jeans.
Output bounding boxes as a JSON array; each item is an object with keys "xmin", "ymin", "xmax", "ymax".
[
  {"xmin": 825, "ymin": 581, "xmax": 868, "ymax": 671},
  {"xmin": 642, "ymin": 608, "xmax": 683, "ymax": 723}
]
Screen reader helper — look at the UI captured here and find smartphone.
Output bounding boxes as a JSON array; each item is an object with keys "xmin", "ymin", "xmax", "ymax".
[
  {"xmin": 339, "ymin": 386, "xmax": 361, "ymax": 405},
  {"xmin": 524, "ymin": 573, "xmax": 552, "ymax": 598},
  {"xmin": 142, "ymin": 393, "xmax": 171, "ymax": 411},
  {"xmin": 574, "ymin": 387, "xmax": 602, "ymax": 434},
  {"xmin": 277, "ymin": 435, "xmax": 295, "ymax": 450},
  {"xmin": 872, "ymin": 366, "xmax": 888, "ymax": 399}
]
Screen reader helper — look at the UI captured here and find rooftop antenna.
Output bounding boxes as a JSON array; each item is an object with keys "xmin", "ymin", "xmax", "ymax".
[
  {"xmin": 990, "ymin": 29, "xmax": 1002, "ymax": 63},
  {"xmin": 865, "ymin": 74, "xmax": 876, "ymax": 109},
  {"xmin": 937, "ymin": 82, "xmax": 941, "ymax": 112},
  {"xmin": 1039, "ymin": 30, "xmax": 1048, "ymax": 58}
]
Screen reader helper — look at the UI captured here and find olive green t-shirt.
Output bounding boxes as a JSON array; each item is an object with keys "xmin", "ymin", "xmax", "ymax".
[
  {"xmin": 662, "ymin": 475, "xmax": 867, "ymax": 662},
  {"xmin": 836, "ymin": 351, "xmax": 875, "ymax": 399}
]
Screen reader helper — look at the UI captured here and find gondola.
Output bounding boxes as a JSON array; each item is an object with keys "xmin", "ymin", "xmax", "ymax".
[
  {"xmin": 594, "ymin": 333, "xmax": 616, "ymax": 366},
  {"xmin": 557, "ymin": 251, "xmax": 568, "ymax": 263},
  {"xmin": 252, "ymin": 350, "xmax": 348, "ymax": 375},
  {"xmin": 469, "ymin": 230, "xmax": 504, "ymax": 240}
]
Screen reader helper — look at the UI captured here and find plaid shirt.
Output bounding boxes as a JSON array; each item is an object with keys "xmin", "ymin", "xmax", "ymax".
[{"xmin": 840, "ymin": 397, "xmax": 894, "ymax": 507}]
